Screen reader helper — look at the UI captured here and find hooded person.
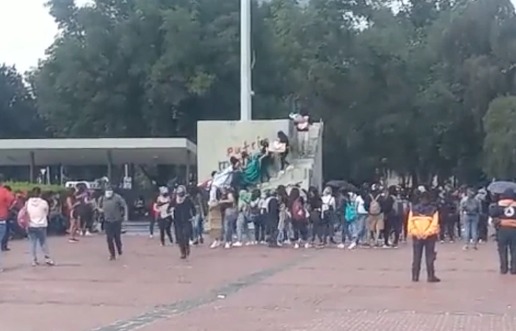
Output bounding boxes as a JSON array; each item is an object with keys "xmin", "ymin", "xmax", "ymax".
[
  {"xmin": 173, "ymin": 185, "xmax": 196, "ymax": 259},
  {"xmin": 490, "ymin": 188, "xmax": 516, "ymax": 274},
  {"xmin": 98, "ymin": 186, "xmax": 128, "ymax": 260},
  {"xmin": 407, "ymin": 191, "xmax": 440, "ymax": 283}
]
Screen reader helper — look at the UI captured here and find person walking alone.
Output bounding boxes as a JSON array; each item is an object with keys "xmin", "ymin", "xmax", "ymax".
[
  {"xmin": 24, "ymin": 187, "xmax": 55, "ymax": 267},
  {"xmin": 98, "ymin": 187, "xmax": 128, "ymax": 261},
  {"xmin": 173, "ymin": 186, "xmax": 195, "ymax": 259},
  {"xmin": 154, "ymin": 187, "xmax": 174, "ymax": 246}
]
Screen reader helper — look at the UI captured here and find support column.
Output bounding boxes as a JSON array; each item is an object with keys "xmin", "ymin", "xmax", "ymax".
[
  {"xmin": 106, "ymin": 150, "xmax": 113, "ymax": 181},
  {"xmin": 59, "ymin": 164, "xmax": 64, "ymax": 186},
  {"xmin": 186, "ymin": 150, "xmax": 191, "ymax": 185},
  {"xmin": 29, "ymin": 151, "xmax": 35, "ymax": 183}
]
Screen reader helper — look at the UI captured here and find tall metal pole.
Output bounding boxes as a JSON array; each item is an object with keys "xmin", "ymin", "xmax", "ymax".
[{"xmin": 240, "ymin": 0, "xmax": 252, "ymax": 121}]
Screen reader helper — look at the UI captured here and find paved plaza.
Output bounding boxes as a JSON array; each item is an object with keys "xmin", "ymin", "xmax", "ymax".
[{"xmin": 2, "ymin": 236, "xmax": 516, "ymax": 331}]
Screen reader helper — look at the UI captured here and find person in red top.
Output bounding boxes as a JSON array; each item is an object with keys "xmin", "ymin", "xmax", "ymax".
[{"xmin": 0, "ymin": 175, "xmax": 15, "ymax": 271}]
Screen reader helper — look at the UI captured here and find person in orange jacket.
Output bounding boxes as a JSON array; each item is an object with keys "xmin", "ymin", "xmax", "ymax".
[
  {"xmin": 407, "ymin": 191, "xmax": 441, "ymax": 283},
  {"xmin": 489, "ymin": 188, "xmax": 516, "ymax": 274}
]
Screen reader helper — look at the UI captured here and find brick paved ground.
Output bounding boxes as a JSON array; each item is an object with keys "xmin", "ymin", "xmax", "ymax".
[{"xmin": 2, "ymin": 236, "xmax": 516, "ymax": 331}]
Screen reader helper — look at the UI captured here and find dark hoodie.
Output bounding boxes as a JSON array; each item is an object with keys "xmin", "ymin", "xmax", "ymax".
[{"xmin": 489, "ymin": 189, "xmax": 516, "ymax": 228}]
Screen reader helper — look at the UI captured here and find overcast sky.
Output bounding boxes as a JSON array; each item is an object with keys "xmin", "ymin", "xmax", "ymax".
[{"xmin": 1, "ymin": 0, "xmax": 515, "ymax": 73}]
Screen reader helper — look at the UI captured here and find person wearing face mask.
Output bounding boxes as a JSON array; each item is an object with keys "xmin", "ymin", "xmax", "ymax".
[
  {"xmin": 173, "ymin": 185, "xmax": 196, "ymax": 259},
  {"xmin": 153, "ymin": 186, "xmax": 174, "ymax": 246},
  {"xmin": 98, "ymin": 187, "xmax": 128, "ymax": 261}
]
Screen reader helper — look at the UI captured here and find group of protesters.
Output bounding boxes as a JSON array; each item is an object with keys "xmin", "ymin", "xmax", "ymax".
[{"xmin": 200, "ymin": 181, "xmax": 493, "ymax": 252}]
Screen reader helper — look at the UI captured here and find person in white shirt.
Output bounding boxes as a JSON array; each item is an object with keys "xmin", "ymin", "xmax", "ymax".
[
  {"xmin": 347, "ymin": 191, "xmax": 369, "ymax": 249},
  {"xmin": 25, "ymin": 187, "xmax": 54, "ymax": 266},
  {"xmin": 321, "ymin": 186, "xmax": 336, "ymax": 244}
]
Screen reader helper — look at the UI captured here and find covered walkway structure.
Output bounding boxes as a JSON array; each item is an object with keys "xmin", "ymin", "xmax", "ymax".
[{"xmin": 0, "ymin": 138, "xmax": 197, "ymax": 183}]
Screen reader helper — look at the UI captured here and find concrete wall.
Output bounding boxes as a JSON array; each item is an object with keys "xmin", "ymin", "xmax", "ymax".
[{"xmin": 197, "ymin": 120, "xmax": 291, "ymax": 181}]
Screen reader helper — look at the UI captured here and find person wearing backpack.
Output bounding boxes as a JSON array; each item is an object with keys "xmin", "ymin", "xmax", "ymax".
[
  {"xmin": 338, "ymin": 192, "xmax": 356, "ymax": 248},
  {"xmin": 366, "ymin": 188, "xmax": 384, "ymax": 246},
  {"xmin": 460, "ymin": 188, "xmax": 482, "ymax": 250},
  {"xmin": 289, "ymin": 187, "xmax": 309, "ymax": 249}
]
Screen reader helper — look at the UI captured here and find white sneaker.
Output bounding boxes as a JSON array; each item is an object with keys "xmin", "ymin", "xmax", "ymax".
[
  {"xmin": 294, "ymin": 243, "xmax": 300, "ymax": 249},
  {"xmin": 233, "ymin": 241, "xmax": 243, "ymax": 247},
  {"xmin": 224, "ymin": 242, "xmax": 231, "ymax": 249},
  {"xmin": 210, "ymin": 241, "xmax": 220, "ymax": 249},
  {"xmin": 149, "ymin": 234, "xmax": 153, "ymax": 239},
  {"xmin": 245, "ymin": 241, "xmax": 252, "ymax": 246},
  {"xmin": 85, "ymin": 231, "xmax": 92, "ymax": 236},
  {"xmin": 348, "ymin": 242, "xmax": 357, "ymax": 250},
  {"xmin": 304, "ymin": 243, "xmax": 311, "ymax": 249},
  {"xmin": 259, "ymin": 241, "xmax": 267, "ymax": 245},
  {"xmin": 337, "ymin": 243, "xmax": 345, "ymax": 249}
]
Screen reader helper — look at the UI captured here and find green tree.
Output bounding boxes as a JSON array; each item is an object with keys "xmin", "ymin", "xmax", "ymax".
[
  {"xmin": 483, "ymin": 96, "xmax": 516, "ymax": 179},
  {"xmin": 0, "ymin": 65, "xmax": 46, "ymax": 138},
  {"xmin": 29, "ymin": 0, "xmax": 516, "ymax": 184}
]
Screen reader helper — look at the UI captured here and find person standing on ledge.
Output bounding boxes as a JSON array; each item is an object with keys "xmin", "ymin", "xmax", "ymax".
[
  {"xmin": 98, "ymin": 187, "xmax": 128, "ymax": 261},
  {"xmin": 407, "ymin": 191, "xmax": 441, "ymax": 283}
]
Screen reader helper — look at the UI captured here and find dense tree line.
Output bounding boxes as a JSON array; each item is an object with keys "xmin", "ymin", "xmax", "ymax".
[{"xmin": 2, "ymin": 0, "xmax": 516, "ymax": 184}]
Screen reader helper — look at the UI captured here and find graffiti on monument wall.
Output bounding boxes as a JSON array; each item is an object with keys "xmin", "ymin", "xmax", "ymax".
[{"xmin": 217, "ymin": 136, "xmax": 262, "ymax": 171}]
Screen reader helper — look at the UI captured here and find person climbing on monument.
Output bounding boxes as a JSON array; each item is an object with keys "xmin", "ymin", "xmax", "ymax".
[{"xmin": 209, "ymin": 157, "xmax": 240, "ymax": 202}]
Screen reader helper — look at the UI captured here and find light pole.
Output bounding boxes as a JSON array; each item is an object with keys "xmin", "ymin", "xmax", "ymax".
[{"xmin": 240, "ymin": 0, "xmax": 252, "ymax": 121}]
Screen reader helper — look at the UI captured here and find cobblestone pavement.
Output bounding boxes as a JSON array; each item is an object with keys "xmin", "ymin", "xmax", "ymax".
[{"xmin": 2, "ymin": 236, "xmax": 516, "ymax": 331}]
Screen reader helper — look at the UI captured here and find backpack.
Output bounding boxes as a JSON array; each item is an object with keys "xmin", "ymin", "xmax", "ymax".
[
  {"xmin": 322, "ymin": 196, "xmax": 334, "ymax": 219},
  {"xmin": 292, "ymin": 198, "xmax": 306, "ymax": 221},
  {"xmin": 464, "ymin": 198, "xmax": 479, "ymax": 215},
  {"xmin": 344, "ymin": 201, "xmax": 357, "ymax": 222},
  {"xmin": 369, "ymin": 194, "xmax": 381, "ymax": 215},
  {"xmin": 394, "ymin": 197, "xmax": 405, "ymax": 216}
]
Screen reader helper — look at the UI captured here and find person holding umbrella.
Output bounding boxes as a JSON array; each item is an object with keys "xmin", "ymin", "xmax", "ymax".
[{"xmin": 489, "ymin": 188, "xmax": 516, "ymax": 274}]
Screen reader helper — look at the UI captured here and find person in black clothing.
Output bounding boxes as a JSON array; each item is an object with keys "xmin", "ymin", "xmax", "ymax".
[
  {"xmin": 489, "ymin": 189, "xmax": 516, "ymax": 274},
  {"xmin": 259, "ymin": 140, "xmax": 272, "ymax": 183},
  {"xmin": 307, "ymin": 187, "xmax": 324, "ymax": 246},
  {"xmin": 439, "ymin": 193, "xmax": 458, "ymax": 242},
  {"xmin": 173, "ymin": 185, "xmax": 196, "ymax": 259},
  {"xmin": 277, "ymin": 131, "xmax": 290, "ymax": 171},
  {"xmin": 266, "ymin": 191, "xmax": 280, "ymax": 247},
  {"xmin": 477, "ymin": 189, "xmax": 490, "ymax": 242},
  {"xmin": 381, "ymin": 188, "xmax": 395, "ymax": 246}
]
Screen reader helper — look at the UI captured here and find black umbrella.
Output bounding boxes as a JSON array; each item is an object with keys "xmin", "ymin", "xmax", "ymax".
[
  {"xmin": 487, "ymin": 181, "xmax": 516, "ymax": 195},
  {"xmin": 325, "ymin": 180, "xmax": 357, "ymax": 191}
]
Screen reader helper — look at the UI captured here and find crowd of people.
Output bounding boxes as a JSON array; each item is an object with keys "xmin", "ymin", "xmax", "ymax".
[
  {"xmin": 5, "ymin": 168, "xmax": 516, "ymax": 282},
  {"xmin": 201, "ymin": 182, "xmax": 493, "ymax": 252}
]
